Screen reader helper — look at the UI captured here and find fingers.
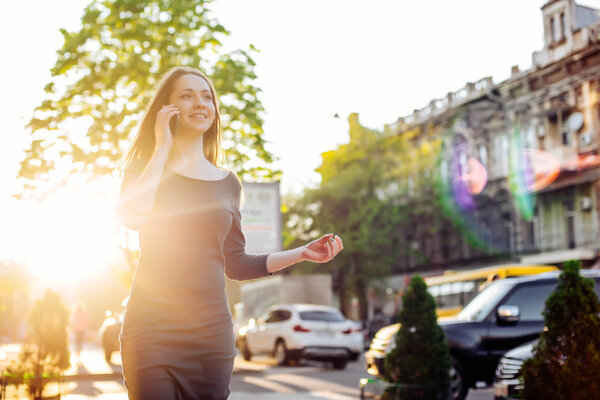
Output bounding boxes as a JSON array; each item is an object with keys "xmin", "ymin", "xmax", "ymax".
[
  {"xmin": 334, "ymin": 235, "xmax": 344, "ymax": 251},
  {"xmin": 309, "ymin": 233, "xmax": 343, "ymax": 263},
  {"xmin": 317, "ymin": 234, "xmax": 333, "ymax": 245},
  {"xmin": 326, "ymin": 233, "xmax": 343, "ymax": 258},
  {"xmin": 159, "ymin": 104, "xmax": 180, "ymax": 119},
  {"xmin": 155, "ymin": 105, "xmax": 180, "ymax": 145}
]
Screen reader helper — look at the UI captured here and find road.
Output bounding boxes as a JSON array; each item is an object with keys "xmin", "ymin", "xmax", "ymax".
[
  {"xmin": 1, "ymin": 343, "xmax": 495, "ymax": 399},
  {"xmin": 231, "ymin": 354, "xmax": 495, "ymax": 400}
]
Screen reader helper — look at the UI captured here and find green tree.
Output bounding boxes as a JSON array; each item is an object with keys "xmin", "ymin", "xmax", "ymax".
[
  {"xmin": 7, "ymin": 290, "xmax": 70, "ymax": 400},
  {"xmin": 383, "ymin": 275, "xmax": 451, "ymax": 400},
  {"xmin": 284, "ymin": 113, "xmax": 409, "ymax": 318},
  {"xmin": 522, "ymin": 260, "xmax": 600, "ymax": 400},
  {"xmin": 18, "ymin": 0, "xmax": 279, "ymax": 196},
  {"xmin": 0, "ymin": 260, "xmax": 30, "ymax": 341}
]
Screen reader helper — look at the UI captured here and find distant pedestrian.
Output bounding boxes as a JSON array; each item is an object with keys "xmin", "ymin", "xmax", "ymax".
[
  {"xmin": 116, "ymin": 66, "xmax": 344, "ymax": 400},
  {"xmin": 70, "ymin": 300, "xmax": 90, "ymax": 359}
]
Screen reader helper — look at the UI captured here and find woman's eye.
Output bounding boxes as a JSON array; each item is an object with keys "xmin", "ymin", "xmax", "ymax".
[
  {"xmin": 181, "ymin": 94, "xmax": 192, "ymax": 99},
  {"xmin": 203, "ymin": 95, "xmax": 212, "ymax": 101}
]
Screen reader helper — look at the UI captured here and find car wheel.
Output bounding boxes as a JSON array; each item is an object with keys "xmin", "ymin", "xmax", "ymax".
[
  {"xmin": 449, "ymin": 359, "xmax": 469, "ymax": 400},
  {"xmin": 332, "ymin": 359, "xmax": 347, "ymax": 370},
  {"xmin": 240, "ymin": 337, "xmax": 252, "ymax": 361},
  {"xmin": 274, "ymin": 339, "xmax": 290, "ymax": 365}
]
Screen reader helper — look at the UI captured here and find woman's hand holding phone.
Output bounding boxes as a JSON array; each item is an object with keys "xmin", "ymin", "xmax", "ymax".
[{"xmin": 154, "ymin": 104, "xmax": 180, "ymax": 151}]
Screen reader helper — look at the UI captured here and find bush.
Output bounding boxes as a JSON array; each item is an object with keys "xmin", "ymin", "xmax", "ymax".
[
  {"xmin": 383, "ymin": 275, "xmax": 451, "ymax": 400},
  {"xmin": 522, "ymin": 260, "xmax": 600, "ymax": 400}
]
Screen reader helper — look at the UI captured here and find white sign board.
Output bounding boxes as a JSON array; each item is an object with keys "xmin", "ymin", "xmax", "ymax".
[{"xmin": 240, "ymin": 182, "xmax": 282, "ymax": 254}]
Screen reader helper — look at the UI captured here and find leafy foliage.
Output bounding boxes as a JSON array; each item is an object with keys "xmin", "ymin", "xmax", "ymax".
[
  {"xmin": 522, "ymin": 260, "xmax": 600, "ymax": 400},
  {"xmin": 283, "ymin": 113, "xmax": 450, "ymax": 318},
  {"xmin": 18, "ymin": 0, "xmax": 279, "ymax": 196},
  {"xmin": 0, "ymin": 260, "xmax": 30, "ymax": 341},
  {"xmin": 6, "ymin": 290, "xmax": 70, "ymax": 399},
  {"xmin": 383, "ymin": 275, "xmax": 451, "ymax": 400},
  {"xmin": 284, "ymin": 114, "xmax": 410, "ymax": 318}
]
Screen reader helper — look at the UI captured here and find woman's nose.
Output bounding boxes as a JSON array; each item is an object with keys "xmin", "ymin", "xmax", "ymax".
[{"xmin": 193, "ymin": 95, "xmax": 208, "ymax": 108}]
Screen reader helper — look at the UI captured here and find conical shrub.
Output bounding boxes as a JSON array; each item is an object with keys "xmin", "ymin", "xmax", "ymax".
[
  {"xmin": 522, "ymin": 260, "xmax": 600, "ymax": 399},
  {"xmin": 383, "ymin": 275, "xmax": 451, "ymax": 400}
]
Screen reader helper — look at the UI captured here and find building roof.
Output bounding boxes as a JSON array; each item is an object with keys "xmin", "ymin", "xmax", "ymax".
[{"xmin": 575, "ymin": 3, "xmax": 600, "ymax": 30}]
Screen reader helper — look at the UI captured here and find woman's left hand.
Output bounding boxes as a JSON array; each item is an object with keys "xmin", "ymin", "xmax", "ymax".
[{"xmin": 302, "ymin": 234, "xmax": 344, "ymax": 263}]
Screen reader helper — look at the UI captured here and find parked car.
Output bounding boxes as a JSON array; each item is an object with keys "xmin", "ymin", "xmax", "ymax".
[
  {"xmin": 364, "ymin": 323, "xmax": 400, "ymax": 377},
  {"xmin": 97, "ymin": 298, "xmax": 127, "ymax": 364},
  {"xmin": 237, "ymin": 303, "xmax": 363, "ymax": 369},
  {"xmin": 493, "ymin": 340, "xmax": 535, "ymax": 400},
  {"xmin": 364, "ymin": 270, "xmax": 600, "ymax": 400}
]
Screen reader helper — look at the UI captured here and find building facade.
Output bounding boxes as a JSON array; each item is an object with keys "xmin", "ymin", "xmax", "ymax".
[{"xmin": 392, "ymin": 0, "xmax": 600, "ymax": 273}]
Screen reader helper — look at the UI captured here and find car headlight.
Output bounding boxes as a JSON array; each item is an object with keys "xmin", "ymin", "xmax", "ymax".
[
  {"xmin": 384, "ymin": 338, "xmax": 396, "ymax": 355},
  {"xmin": 495, "ymin": 357, "xmax": 524, "ymax": 380}
]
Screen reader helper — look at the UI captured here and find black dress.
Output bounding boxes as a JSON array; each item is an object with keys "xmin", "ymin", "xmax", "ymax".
[{"xmin": 119, "ymin": 166, "xmax": 271, "ymax": 400}]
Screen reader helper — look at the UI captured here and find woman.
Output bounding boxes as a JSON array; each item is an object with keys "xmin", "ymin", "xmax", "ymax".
[{"xmin": 116, "ymin": 66, "xmax": 343, "ymax": 400}]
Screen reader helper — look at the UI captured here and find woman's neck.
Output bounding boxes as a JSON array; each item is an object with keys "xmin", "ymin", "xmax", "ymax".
[{"xmin": 168, "ymin": 134, "xmax": 212, "ymax": 169}]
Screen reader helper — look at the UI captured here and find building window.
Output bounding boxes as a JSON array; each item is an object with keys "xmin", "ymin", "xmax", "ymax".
[
  {"xmin": 441, "ymin": 229, "xmax": 449, "ymax": 260},
  {"xmin": 503, "ymin": 212, "xmax": 512, "ymax": 253},
  {"xmin": 481, "ymin": 220, "xmax": 492, "ymax": 251},
  {"xmin": 504, "ymin": 224, "xmax": 512, "ymax": 253},
  {"xmin": 462, "ymin": 235, "xmax": 470, "ymax": 260},
  {"xmin": 565, "ymin": 189, "xmax": 576, "ymax": 249},
  {"xmin": 550, "ymin": 17, "xmax": 557, "ymax": 42},
  {"xmin": 528, "ymin": 220, "xmax": 536, "ymax": 246},
  {"xmin": 560, "ymin": 13, "xmax": 566, "ymax": 40},
  {"xmin": 526, "ymin": 124, "xmax": 537, "ymax": 149},
  {"xmin": 478, "ymin": 144, "xmax": 488, "ymax": 168},
  {"xmin": 567, "ymin": 215, "xmax": 576, "ymax": 249},
  {"xmin": 526, "ymin": 206, "xmax": 539, "ymax": 249},
  {"xmin": 495, "ymin": 134, "xmax": 509, "ymax": 177},
  {"xmin": 562, "ymin": 128, "xmax": 570, "ymax": 145}
]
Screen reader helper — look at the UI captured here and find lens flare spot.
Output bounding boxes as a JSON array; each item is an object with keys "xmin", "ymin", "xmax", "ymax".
[
  {"xmin": 452, "ymin": 153, "xmax": 475, "ymax": 212},
  {"xmin": 563, "ymin": 154, "xmax": 600, "ymax": 172},
  {"xmin": 463, "ymin": 158, "xmax": 488, "ymax": 195},
  {"xmin": 523, "ymin": 149, "xmax": 561, "ymax": 192}
]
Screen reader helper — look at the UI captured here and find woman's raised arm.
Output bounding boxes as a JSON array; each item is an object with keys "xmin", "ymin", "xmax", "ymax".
[
  {"xmin": 116, "ymin": 106, "xmax": 179, "ymax": 230},
  {"xmin": 116, "ymin": 147, "xmax": 170, "ymax": 230}
]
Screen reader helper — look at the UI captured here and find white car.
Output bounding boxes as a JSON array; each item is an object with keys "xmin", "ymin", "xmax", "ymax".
[{"xmin": 237, "ymin": 303, "xmax": 363, "ymax": 369}]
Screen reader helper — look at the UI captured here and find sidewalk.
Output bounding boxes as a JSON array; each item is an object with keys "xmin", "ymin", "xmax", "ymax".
[{"xmin": 2, "ymin": 343, "xmax": 331, "ymax": 400}]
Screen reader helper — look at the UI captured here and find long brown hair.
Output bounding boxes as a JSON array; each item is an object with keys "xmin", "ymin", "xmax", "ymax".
[{"xmin": 118, "ymin": 67, "xmax": 223, "ymax": 174}]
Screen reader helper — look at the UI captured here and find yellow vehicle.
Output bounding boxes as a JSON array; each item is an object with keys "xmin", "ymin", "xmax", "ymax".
[{"xmin": 425, "ymin": 264, "xmax": 558, "ymax": 317}]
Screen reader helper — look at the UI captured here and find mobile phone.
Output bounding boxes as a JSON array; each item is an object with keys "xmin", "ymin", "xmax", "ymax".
[{"xmin": 169, "ymin": 114, "xmax": 179, "ymax": 136}]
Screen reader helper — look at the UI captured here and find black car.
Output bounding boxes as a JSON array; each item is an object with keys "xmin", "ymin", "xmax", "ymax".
[
  {"xmin": 493, "ymin": 340, "xmax": 535, "ymax": 399},
  {"xmin": 364, "ymin": 270, "xmax": 600, "ymax": 400},
  {"xmin": 97, "ymin": 298, "xmax": 127, "ymax": 363}
]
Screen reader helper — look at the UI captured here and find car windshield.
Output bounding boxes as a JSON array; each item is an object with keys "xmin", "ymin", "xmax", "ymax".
[
  {"xmin": 299, "ymin": 310, "xmax": 345, "ymax": 322},
  {"xmin": 457, "ymin": 281, "xmax": 513, "ymax": 321}
]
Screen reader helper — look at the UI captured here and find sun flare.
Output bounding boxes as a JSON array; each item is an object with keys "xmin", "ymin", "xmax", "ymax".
[{"xmin": 20, "ymin": 188, "xmax": 122, "ymax": 284}]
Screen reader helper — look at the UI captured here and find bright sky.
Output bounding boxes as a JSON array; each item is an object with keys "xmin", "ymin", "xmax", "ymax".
[{"xmin": 1, "ymin": 0, "xmax": 599, "ymax": 276}]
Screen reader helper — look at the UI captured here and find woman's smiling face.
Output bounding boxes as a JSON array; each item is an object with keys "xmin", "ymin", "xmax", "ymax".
[{"xmin": 168, "ymin": 73, "xmax": 216, "ymax": 135}]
